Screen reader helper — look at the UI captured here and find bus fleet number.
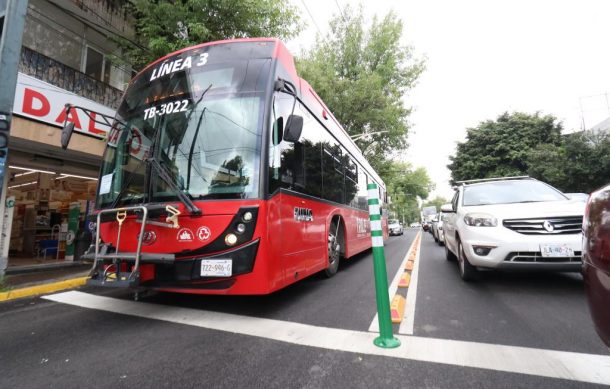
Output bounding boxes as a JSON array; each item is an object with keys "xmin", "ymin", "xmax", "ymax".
[{"xmin": 143, "ymin": 100, "xmax": 189, "ymax": 120}]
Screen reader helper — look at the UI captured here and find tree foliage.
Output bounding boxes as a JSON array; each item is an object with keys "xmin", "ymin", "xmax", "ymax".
[
  {"xmin": 448, "ymin": 112, "xmax": 563, "ymax": 183},
  {"xmin": 384, "ymin": 161, "xmax": 432, "ymax": 223},
  {"xmin": 422, "ymin": 196, "xmax": 448, "ymax": 213},
  {"xmin": 527, "ymin": 130, "xmax": 610, "ymax": 193},
  {"xmin": 117, "ymin": 0, "xmax": 302, "ymax": 70},
  {"xmin": 296, "ymin": 6, "xmax": 424, "ymax": 172}
]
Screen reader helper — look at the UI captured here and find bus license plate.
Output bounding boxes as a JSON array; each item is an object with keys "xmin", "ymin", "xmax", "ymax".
[
  {"xmin": 540, "ymin": 244, "xmax": 574, "ymax": 258},
  {"xmin": 200, "ymin": 259, "xmax": 232, "ymax": 277}
]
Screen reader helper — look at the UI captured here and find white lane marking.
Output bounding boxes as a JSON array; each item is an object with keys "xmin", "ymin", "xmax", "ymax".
[
  {"xmin": 368, "ymin": 231, "xmax": 418, "ymax": 333},
  {"xmin": 399, "ymin": 234, "xmax": 422, "ymax": 335},
  {"xmin": 44, "ymin": 291, "xmax": 610, "ymax": 385}
]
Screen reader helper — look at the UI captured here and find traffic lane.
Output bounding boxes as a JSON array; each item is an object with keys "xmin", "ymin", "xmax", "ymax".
[
  {"xmin": 83, "ymin": 230, "xmax": 417, "ymax": 332},
  {"xmin": 414, "ymin": 232, "xmax": 610, "ymax": 355},
  {"xmin": 0, "ymin": 298, "xmax": 596, "ymax": 389}
]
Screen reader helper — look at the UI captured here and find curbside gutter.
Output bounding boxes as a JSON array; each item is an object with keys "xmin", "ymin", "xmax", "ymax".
[{"xmin": 0, "ymin": 277, "xmax": 89, "ymax": 302}]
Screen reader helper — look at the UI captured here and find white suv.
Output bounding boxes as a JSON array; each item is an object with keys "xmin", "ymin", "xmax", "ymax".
[{"xmin": 443, "ymin": 177, "xmax": 585, "ymax": 281}]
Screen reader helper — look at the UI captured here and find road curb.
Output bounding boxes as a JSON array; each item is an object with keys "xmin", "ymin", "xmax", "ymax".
[{"xmin": 0, "ymin": 276, "xmax": 89, "ymax": 302}]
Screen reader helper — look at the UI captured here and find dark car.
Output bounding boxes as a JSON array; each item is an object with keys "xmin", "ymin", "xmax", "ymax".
[{"xmin": 582, "ymin": 183, "xmax": 610, "ymax": 347}]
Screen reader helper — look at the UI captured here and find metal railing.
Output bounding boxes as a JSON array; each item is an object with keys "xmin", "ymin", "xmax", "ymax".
[{"xmin": 19, "ymin": 46, "xmax": 124, "ymax": 109}]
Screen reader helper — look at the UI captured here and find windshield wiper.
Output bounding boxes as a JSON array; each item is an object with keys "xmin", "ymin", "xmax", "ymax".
[
  {"xmin": 147, "ymin": 157, "xmax": 201, "ymax": 215},
  {"xmin": 186, "ymin": 83, "xmax": 213, "ymax": 191}
]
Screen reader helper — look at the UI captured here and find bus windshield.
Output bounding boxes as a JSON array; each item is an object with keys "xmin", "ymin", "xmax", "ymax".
[{"xmin": 96, "ymin": 46, "xmax": 272, "ymax": 209}]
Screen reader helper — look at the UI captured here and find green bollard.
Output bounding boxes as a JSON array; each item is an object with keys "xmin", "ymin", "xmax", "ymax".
[{"xmin": 367, "ymin": 183, "xmax": 400, "ymax": 348}]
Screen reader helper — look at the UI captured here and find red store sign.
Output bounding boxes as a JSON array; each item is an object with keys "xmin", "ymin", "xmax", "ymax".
[{"xmin": 13, "ymin": 73, "xmax": 115, "ymax": 139}]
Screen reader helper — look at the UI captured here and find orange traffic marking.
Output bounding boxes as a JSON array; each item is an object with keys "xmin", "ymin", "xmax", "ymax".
[
  {"xmin": 405, "ymin": 261, "xmax": 414, "ymax": 271},
  {"xmin": 398, "ymin": 272, "xmax": 411, "ymax": 288},
  {"xmin": 390, "ymin": 295, "xmax": 406, "ymax": 323}
]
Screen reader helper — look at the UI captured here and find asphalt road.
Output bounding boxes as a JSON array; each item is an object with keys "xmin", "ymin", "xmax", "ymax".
[
  {"xmin": 1, "ymin": 229, "xmax": 608, "ymax": 388},
  {"xmin": 414, "ymin": 231, "xmax": 609, "ymax": 355}
]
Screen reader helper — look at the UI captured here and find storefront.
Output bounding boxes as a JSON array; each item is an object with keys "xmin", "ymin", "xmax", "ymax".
[{"xmin": 4, "ymin": 73, "xmax": 111, "ymax": 268}]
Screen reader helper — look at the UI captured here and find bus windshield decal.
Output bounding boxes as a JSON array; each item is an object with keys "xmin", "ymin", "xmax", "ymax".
[{"xmin": 149, "ymin": 53, "xmax": 209, "ymax": 81}]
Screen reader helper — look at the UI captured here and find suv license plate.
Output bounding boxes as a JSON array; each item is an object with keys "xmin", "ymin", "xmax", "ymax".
[
  {"xmin": 201, "ymin": 259, "xmax": 232, "ymax": 277},
  {"xmin": 540, "ymin": 244, "xmax": 574, "ymax": 258}
]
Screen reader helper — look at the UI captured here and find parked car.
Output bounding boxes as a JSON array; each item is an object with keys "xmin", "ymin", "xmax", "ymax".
[
  {"xmin": 428, "ymin": 216, "xmax": 437, "ymax": 235},
  {"xmin": 565, "ymin": 192, "xmax": 589, "ymax": 202},
  {"xmin": 443, "ymin": 176, "xmax": 585, "ymax": 281},
  {"xmin": 432, "ymin": 207, "xmax": 450, "ymax": 245},
  {"xmin": 582, "ymin": 183, "xmax": 610, "ymax": 347},
  {"xmin": 388, "ymin": 219, "xmax": 404, "ymax": 236},
  {"xmin": 409, "ymin": 222, "xmax": 421, "ymax": 228},
  {"xmin": 422, "ymin": 221, "xmax": 431, "ymax": 232}
]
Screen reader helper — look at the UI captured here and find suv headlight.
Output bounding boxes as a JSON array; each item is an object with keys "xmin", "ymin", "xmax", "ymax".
[{"xmin": 464, "ymin": 213, "xmax": 497, "ymax": 227}]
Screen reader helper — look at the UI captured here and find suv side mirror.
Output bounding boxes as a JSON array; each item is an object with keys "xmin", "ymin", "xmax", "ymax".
[
  {"xmin": 440, "ymin": 203, "xmax": 454, "ymax": 213},
  {"xmin": 283, "ymin": 115, "xmax": 303, "ymax": 143},
  {"xmin": 61, "ymin": 122, "xmax": 75, "ymax": 150}
]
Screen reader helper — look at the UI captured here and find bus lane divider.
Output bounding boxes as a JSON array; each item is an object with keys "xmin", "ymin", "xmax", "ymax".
[
  {"xmin": 399, "ymin": 231, "xmax": 423, "ymax": 335},
  {"xmin": 368, "ymin": 231, "xmax": 421, "ymax": 333}
]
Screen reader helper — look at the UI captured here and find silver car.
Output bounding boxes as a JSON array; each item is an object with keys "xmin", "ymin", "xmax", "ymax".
[{"xmin": 388, "ymin": 219, "xmax": 404, "ymax": 236}]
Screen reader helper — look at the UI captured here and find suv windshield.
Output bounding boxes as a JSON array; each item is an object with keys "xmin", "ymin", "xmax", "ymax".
[
  {"xmin": 96, "ymin": 44, "xmax": 272, "ymax": 209},
  {"xmin": 463, "ymin": 179, "xmax": 568, "ymax": 206}
]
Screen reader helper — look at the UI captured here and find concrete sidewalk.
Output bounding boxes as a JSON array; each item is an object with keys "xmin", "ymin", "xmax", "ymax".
[{"xmin": 1, "ymin": 261, "xmax": 90, "ymax": 301}]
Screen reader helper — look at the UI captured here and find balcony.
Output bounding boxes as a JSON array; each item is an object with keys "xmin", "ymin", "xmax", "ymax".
[{"xmin": 19, "ymin": 46, "xmax": 124, "ymax": 110}]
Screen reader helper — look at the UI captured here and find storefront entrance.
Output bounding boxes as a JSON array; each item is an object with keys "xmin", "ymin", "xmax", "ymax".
[{"xmin": 4, "ymin": 117, "xmax": 104, "ymax": 269}]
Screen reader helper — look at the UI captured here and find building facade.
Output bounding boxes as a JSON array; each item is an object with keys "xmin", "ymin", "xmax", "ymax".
[{"xmin": 5, "ymin": 0, "xmax": 134, "ymax": 267}]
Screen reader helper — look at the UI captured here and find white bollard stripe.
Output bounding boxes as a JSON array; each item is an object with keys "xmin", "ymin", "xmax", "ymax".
[
  {"xmin": 368, "ymin": 204, "xmax": 380, "ymax": 216},
  {"xmin": 372, "ymin": 236, "xmax": 384, "ymax": 247},
  {"xmin": 368, "ymin": 189, "xmax": 378, "ymax": 199},
  {"xmin": 370, "ymin": 220, "xmax": 382, "ymax": 231}
]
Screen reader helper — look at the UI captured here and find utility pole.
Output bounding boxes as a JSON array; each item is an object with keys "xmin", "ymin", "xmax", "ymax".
[{"xmin": 0, "ymin": 0, "xmax": 28, "ymax": 277}]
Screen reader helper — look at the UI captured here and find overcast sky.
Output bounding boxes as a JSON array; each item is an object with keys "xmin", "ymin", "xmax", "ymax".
[{"xmin": 287, "ymin": 0, "xmax": 610, "ymax": 200}]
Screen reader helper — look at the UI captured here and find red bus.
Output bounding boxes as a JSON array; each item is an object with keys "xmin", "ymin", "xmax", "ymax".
[{"xmin": 66, "ymin": 38, "xmax": 388, "ymax": 295}]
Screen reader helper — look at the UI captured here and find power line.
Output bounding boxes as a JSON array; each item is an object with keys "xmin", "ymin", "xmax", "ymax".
[
  {"xmin": 299, "ymin": 0, "xmax": 322, "ymax": 35},
  {"xmin": 27, "ymin": 6, "xmax": 134, "ymax": 76},
  {"xmin": 45, "ymin": 0, "xmax": 150, "ymax": 54},
  {"xmin": 334, "ymin": 0, "xmax": 347, "ymax": 24}
]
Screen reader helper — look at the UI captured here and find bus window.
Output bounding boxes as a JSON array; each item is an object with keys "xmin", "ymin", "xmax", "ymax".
[
  {"xmin": 357, "ymin": 170, "xmax": 368, "ymax": 210},
  {"xmin": 345, "ymin": 158, "xmax": 358, "ymax": 207},
  {"xmin": 322, "ymin": 138, "xmax": 344, "ymax": 204}
]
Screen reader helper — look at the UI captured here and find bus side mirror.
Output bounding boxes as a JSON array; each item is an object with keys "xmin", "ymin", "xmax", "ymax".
[
  {"xmin": 61, "ymin": 122, "xmax": 75, "ymax": 150},
  {"xmin": 283, "ymin": 115, "xmax": 303, "ymax": 143}
]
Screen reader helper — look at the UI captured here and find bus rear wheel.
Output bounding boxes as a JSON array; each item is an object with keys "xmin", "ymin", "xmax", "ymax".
[{"xmin": 325, "ymin": 219, "xmax": 342, "ymax": 278}]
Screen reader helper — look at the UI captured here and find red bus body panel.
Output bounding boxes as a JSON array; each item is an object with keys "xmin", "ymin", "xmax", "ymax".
[{"xmin": 94, "ymin": 38, "xmax": 387, "ymax": 295}]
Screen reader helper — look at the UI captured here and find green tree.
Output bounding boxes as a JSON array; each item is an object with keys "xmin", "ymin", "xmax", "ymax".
[
  {"xmin": 296, "ymin": 6, "xmax": 424, "ymax": 172},
  {"xmin": 117, "ymin": 0, "xmax": 301, "ymax": 70},
  {"xmin": 448, "ymin": 112, "xmax": 563, "ymax": 183},
  {"xmin": 422, "ymin": 196, "xmax": 448, "ymax": 213},
  {"xmin": 383, "ymin": 161, "xmax": 432, "ymax": 223},
  {"xmin": 527, "ymin": 130, "xmax": 610, "ymax": 193}
]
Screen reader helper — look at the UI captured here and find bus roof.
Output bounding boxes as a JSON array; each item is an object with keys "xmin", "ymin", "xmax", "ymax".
[{"xmin": 135, "ymin": 38, "xmax": 385, "ymax": 190}]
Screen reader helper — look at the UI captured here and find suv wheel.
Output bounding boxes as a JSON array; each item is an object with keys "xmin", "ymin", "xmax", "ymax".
[{"xmin": 457, "ymin": 240, "xmax": 479, "ymax": 281}]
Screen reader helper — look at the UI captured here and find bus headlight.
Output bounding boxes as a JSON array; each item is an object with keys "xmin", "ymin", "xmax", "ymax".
[
  {"xmin": 236, "ymin": 223, "xmax": 246, "ymax": 234},
  {"xmin": 243, "ymin": 212, "xmax": 253, "ymax": 222},
  {"xmin": 225, "ymin": 233, "xmax": 238, "ymax": 246}
]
